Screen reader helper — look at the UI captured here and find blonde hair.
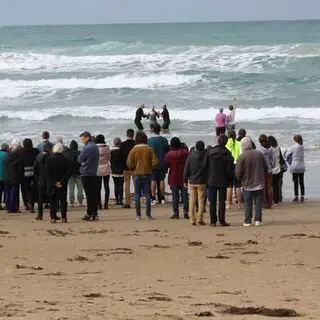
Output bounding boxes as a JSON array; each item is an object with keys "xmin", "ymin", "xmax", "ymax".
[{"xmin": 53, "ymin": 143, "xmax": 64, "ymax": 153}]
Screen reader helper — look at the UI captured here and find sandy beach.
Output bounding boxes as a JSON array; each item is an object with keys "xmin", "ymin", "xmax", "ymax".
[{"xmin": 1, "ymin": 201, "xmax": 320, "ymax": 319}]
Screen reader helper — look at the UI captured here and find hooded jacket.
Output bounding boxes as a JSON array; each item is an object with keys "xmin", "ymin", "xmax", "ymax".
[
  {"xmin": 164, "ymin": 148, "xmax": 189, "ymax": 187},
  {"xmin": 257, "ymin": 145, "xmax": 275, "ymax": 174},
  {"xmin": 4, "ymin": 150, "xmax": 24, "ymax": 185},
  {"xmin": 110, "ymin": 147, "xmax": 125, "ymax": 176},
  {"xmin": 78, "ymin": 140, "xmax": 99, "ymax": 177},
  {"xmin": 121, "ymin": 139, "xmax": 135, "ymax": 171},
  {"xmin": 64, "ymin": 140, "xmax": 81, "ymax": 176},
  {"xmin": 183, "ymin": 150, "xmax": 208, "ymax": 185},
  {"xmin": 226, "ymin": 138, "xmax": 241, "ymax": 164},
  {"xmin": 285, "ymin": 143, "xmax": 305, "ymax": 174},
  {"xmin": 206, "ymin": 145, "xmax": 234, "ymax": 187},
  {"xmin": 34, "ymin": 152, "xmax": 50, "ymax": 187},
  {"xmin": 97, "ymin": 143, "xmax": 111, "ymax": 176}
]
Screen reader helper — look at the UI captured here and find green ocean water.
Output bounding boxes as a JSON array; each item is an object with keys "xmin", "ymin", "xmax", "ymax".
[{"xmin": 0, "ymin": 21, "xmax": 319, "ymax": 195}]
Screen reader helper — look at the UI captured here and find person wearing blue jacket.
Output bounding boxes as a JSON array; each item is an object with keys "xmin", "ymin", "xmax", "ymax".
[
  {"xmin": 78, "ymin": 131, "xmax": 99, "ymax": 221},
  {"xmin": 0, "ymin": 143, "xmax": 9, "ymax": 210}
]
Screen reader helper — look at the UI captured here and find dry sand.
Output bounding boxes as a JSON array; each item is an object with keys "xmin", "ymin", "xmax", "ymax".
[{"xmin": 1, "ymin": 201, "xmax": 320, "ymax": 319}]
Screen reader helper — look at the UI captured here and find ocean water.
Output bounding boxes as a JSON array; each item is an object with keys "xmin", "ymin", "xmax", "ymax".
[{"xmin": 0, "ymin": 21, "xmax": 320, "ymax": 196}]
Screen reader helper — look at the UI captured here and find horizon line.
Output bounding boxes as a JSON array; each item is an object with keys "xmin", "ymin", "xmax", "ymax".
[{"xmin": 2, "ymin": 18, "xmax": 320, "ymax": 27}]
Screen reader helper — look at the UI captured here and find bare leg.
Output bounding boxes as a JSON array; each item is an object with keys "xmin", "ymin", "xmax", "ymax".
[{"xmin": 226, "ymin": 187, "xmax": 233, "ymax": 207}]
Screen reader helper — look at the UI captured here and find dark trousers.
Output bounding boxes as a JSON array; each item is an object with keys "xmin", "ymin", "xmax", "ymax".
[
  {"xmin": 243, "ymin": 189, "xmax": 263, "ymax": 224},
  {"xmin": 82, "ymin": 176, "xmax": 98, "ymax": 217},
  {"xmin": 216, "ymin": 127, "xmax": 226, "ymax": 136},
  {"xmin": 37, "ymin": 185, "xmax": 47, "ymax": 217},
  {"xmin": 113, "ymin": 176, "xmax": 124, "ymax": 205},
  {"xmin": 272, "ymin": 173, "xmax": 282, "ymax": 204},
  {"xmin": 0, "ymin": 181, "xmax": 4, "ymax": 205},
  {"xmin": 50, "ymin": 187, "xmax": 67, "ymax": 220},
  {"xmin": 293, "ymin": 173, "xmax": 305, "ymax": 197},
  {"xmin": 171, "ymin": 186, "xmax": 189, "ymax": 215},
  {"xmin": 134, "ymin": 175, "xmax": 151, "ymax": 217},
  {"xmin": 5, "ymin": 184, "xmax": 19, "ymax": 213},
  {"xmin": 21, "ymin": 178, "xmax": 36, "ymax": 210},
  {"xmin": 135, "ymin": 120, "xmax": 144, "ymax": 130},
  {"xmin": 208, "ymin": 186, "xmax": 227, "ymax": 224},
  {"xmin": 162, "ymin": 121, "xmax": 170, "ymax": 130},
  {"xmin": 97, "ymin": 175, "xmax": 110, "ymax": 206}
]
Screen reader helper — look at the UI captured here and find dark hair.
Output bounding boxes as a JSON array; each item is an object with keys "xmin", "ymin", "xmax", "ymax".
[
  {"xmin": 126, "ymin": 129, "xmax": 134, "ymax": 139},
  {"xmin": 170, "ymin": 137, "xmax": 181, "ymax": 149},
  {"xmin": 259, "ymin": 134, "xmax": 270, "ymax": 148},
  {"xmin": 228, "ymin": 130, "xmax": 236, "ymax": 140},
  {"xmin": 218, "ymin": 134, "xmax": 228, "ymax": 146},
  {"xmin": 153, "ymin": 124, "xmax": 161, "ymax": 134},
  {"xmin": 95, "ymin": 134, "xmax": 105, "ymax": 144},
  {"xmin": 42, "ymin": 131, "xmax": 50, "ymax": 140},
  {"xmin": 80, "ymin": 131, "xmax": 91, "ymax": 138},
  {"xmin": 238, "ymin": 128, "xmax": 246, "ymax": 139},
  {"xmin": 268, "ymin": 136, "xmax": 278, "ymax": 148},
  {"xmin": 190, "ymin": 146, "xmax": 195, "ymax": 153},
  {"xmin": 23, "ymin": 138, "xmax": 33, "ymax": 149},
  {"xmin": 294, "ymin": 134, "xmax": 303, "ymax": 145},
  {"xmin": 195, "ymin": 140, "xmax": 205, "ymax": 151},
  {"xmin": 135, "ymin": 131, "xmax": 148, "ymax": 145},
  {"xmin": 229, "ymin": 105, "xmax": 234, "ymax": 111}
]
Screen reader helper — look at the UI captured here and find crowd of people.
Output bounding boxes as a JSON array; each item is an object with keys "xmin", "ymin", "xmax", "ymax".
[{"xmin": 0, "ymin": 119, "xmax": 306, "ymax": 226}]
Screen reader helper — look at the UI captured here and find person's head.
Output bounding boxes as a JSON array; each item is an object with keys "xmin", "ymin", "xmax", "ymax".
[
  {"xmin": 206, "ymin": 145, "xmax": 212, "ymax": 151},
  {"xmin": 190, "ymin": 146, "xmax": 196, "ymax": 153},
  {"xmin": 10, "ymin": 138, "xmax": 21, "ymax": 151},
  {"xmin": 95, "ymin": 134, "xmax": 105, "ymax": 144},
  {"xmin": 113, "ymin": 137, "xmax": 121, "ymax": 147},
  {"xmin": 259, "ymin": 134, "xmax": 270, "ymax": 148},
  {"xmin": 1, "ymin": 143, "xmax": 9, "ymax": 152},
  {"xmin": 140, "ymin": 104, "xmax": 145, "ymax": 109},
  {"xmin": 163, "ymin": 105, "xmax": 167, "ymax": 110},
  {"xmin": 170, "ymin": 137, "xmax": 181, "ymax": 149},
  {"xmin": 268, "ymin": 136, "xmax": 278, "ymax": 148},
  {"xmin": 42, "ymin": 131, "xmax": 50, "ymax": 141},
  {"xmin": 195, "ymin": 140, "xmax": 205, "ymax": 152},
  {"xmin": 151, "ymin": 106, "xmax": 156, "ymax": 112},
  {"xmin": 294, "ymin": 134, "xmax": 303, "ymax": 145},
  {"xmin": 219, "ymin": 108, "xmax": 224, "ymax": 113},
  {"xmin": 135, "ymin": 131, "xmax": 148, "ymax": 145},
  {"xmin": 23, "ymin": 138, "xmax": 33, "ymax": 149},
  {"xmin": 42, "ymin": 142, "xmax": 52, "ymax": 154},
  {"xmin": 53, "ymin": 143, "xmax": 63, "ymax": 154},
  {"xmin": 80, "ymin": 131, "xmax": 91, "ymax": 145},
  {"xmin": 218, "ymin": 134, "xmax": 228, "ymax": 147},
  {"xmin": 241, "ymin": 137, "xmax": 253, "ymax": 151},
  {"xmin": 229, "ymin": 105, "xmax": 234, "ymax": 111},
  {"xmin": 69, "ymin": 140, "xmax": 78, "ymax": 151},
  {"xmin": 126, "ymin": 129, "xmax": 134, "ymax": 139},
  {"xmin": 238, "ymin": 128, "xmax": 246, "ymax": 139},
  {"xmin": 228, "ymin": 130, "xmax": 236, "ymax": 140},
  {"xmin": 55, "ymin": 136, "xmax": 63, "ymax": 145},
  {"xmin": 153, "ymin": 124, "xmax": 161, "ymax": 135}
]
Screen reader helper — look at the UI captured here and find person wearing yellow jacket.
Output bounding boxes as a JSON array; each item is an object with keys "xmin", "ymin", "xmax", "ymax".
[{"xmin": 226, "ymin": 130, "xmax": 242, "ymax": 209}]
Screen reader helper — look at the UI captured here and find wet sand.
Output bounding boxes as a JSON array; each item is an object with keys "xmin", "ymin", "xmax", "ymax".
[{"xmin": 1, "ymin": 201, "xmax": 320, "ymax": 319}]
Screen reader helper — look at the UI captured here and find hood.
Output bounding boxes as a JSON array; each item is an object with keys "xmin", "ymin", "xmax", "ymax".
[
  {"xmin": 208, "ymin": 145, "xmax": 229, "ymax": 160},
  {"xmin": 257, "ymin": 145, "xmax": 270, "ymax": 155},
  {"xmin": 70, "ymin": 140, "xmax": 78, "ymax": 151}
]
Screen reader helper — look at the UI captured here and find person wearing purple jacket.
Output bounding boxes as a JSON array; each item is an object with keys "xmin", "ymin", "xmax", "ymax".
[{"xmin": 215, "ymin": 108, "xmax": 227, "ymax": 136}]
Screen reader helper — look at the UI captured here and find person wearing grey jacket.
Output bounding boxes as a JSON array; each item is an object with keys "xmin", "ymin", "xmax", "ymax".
[{"xmin": 284, "ymin": 135, "xmax": 305, "ymax": 202}]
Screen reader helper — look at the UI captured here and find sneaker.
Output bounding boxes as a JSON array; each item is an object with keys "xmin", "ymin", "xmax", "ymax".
[
  {"xmin": 161, "ymin": 200, "xmax": 166, "ymax": 205},
  {"xmin": 292, "ymin": 197, "xmax": 299, "ymax": 203},
  {"xmin": 170, "ymin": 214, "xmax": 179, "ymax": 219},
  {"xmin": 220, "ymin": 222, "xmax": 230, "ymax": 227},
  {"xmin": 92, "ymin": 215, "xmax": 99, "ymax": 221},
  {"xmin": 35, "ymin": 216, "xmax": 43, "ymax": 221},
  {"xmin": 255, "ymin": 221, "xmax": 262, "ymax": 227},
  {"xmin": 151, "ymin": 200, "xmax": 157, "ymax": 206},
  {"xmin": 123, "ymin": 204, "xmax": 131, "ymax": 209},
  {"xmin": 210, "ymin": 223, "xmax": 216, "ymax": 227},
  {"xmin": 62, "ymin": 218, "xmax": 68, "ymax": 223},
  {"xmin": 300, "ymin": 197, "xmax": 305, "ymax": 203},
  {"xmin": 198, "ymin": 221, "xmax": 206, "ymax": 226},
  {"xmin": 136, "ymin": 216, "xmax": 141, "ymax": 221},
  {"xmin": 146, "ymin": 215, "xmax": 154, "ymax": 220},
  {"xmin": 226, "ymin": 203, "xmax": 231, "ymax": 209},
  {"xmin": 243, "ymin": 223, "xmax": 252, "ymax": 227},
  {"xmin": 82, "ymin": 215, "xmax": 91, "ymax": 221}
]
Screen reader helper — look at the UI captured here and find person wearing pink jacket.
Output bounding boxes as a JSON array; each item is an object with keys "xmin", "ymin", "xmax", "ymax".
[{"xmin": 215, "ymin": 108, "xmax": 227, "ymax": 136}]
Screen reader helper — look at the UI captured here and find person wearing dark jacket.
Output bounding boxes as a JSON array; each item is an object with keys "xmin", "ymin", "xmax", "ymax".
[
  {"xmin": 34, "ymin": 142, "xmax": 52, "ymax": 220},
  {"xmin": 183, "ymin": 141, "xmax": 208, "ymax": 225},
  {"xmin": 4, "ymin": 141, "xmax": 24, "ymax": 213},
  {"xmin": 165, "ymin": 137, "xmax": 189, "ymax": 219},
  {"xmin": 206, "ymin": 135, "xmax": 233, "ymax": 226},
  {"xmin": 110, "ymin": 137, "xmax": 125, "ymax": 206},
  {"xmin": 161, "ymin": 105, "xmax": 171, "ymax": 130},
  {"xmin": 0, "ymin": 143, "xmax": 9, "ymax": 210},
  {"xmin": 46, "ymin": 143, "xmax": 70, "ymax": 223},
  {"xmin": 134, "ymin": 104, "xmax": 147, "ymax": 130},
  {"xmin": 78, "ymin": 131, "xmax": 100, "ymax": 221},
  {"xmin": 121, "ymin": 129, "xmax": 135, "ymax": 208},
  {"xmin": 64, "ymin": 140, "xmax": 84, "ymax": 206},
  {"xmin": 20, "ymin": 139, "xmax": 39, "ymax": 213}
]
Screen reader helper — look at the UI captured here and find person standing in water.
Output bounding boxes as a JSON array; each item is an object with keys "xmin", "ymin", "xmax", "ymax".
[
  {"xmin": 161, "ymin": 105, "xmax": 171, "ymax": 131},
  {"xmin": 215, "ymin": 108, "xmax": 227, "ymax": 136},
  {"xmin": 149, "ymin": 106, "xmax": 160, "ymax": 131},
  {"xmin": 226, "ymin": 98, "xmax": 237, "ymax": 132},
  {"xmin": 134, "ymin": 104, "xmax": 148, "ymax": 131}
]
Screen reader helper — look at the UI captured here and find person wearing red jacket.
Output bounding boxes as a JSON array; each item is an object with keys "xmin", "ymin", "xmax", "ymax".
[{"xmin": 164, "ymin": 137, "xmax": 189, "ymax": 219}]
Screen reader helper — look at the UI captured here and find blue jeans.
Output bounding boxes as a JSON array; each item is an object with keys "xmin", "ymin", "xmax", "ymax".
[
  {"xmin": 243, "ymin": 189, "xmax": 263, "ymax": 224},
  {"xmin": 171, "ymin": 186, "xmax": 189, "ymax": 216},
  {"xmin": 134, "ymin": 176, "xmax": 151, "ymax": 217}
]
